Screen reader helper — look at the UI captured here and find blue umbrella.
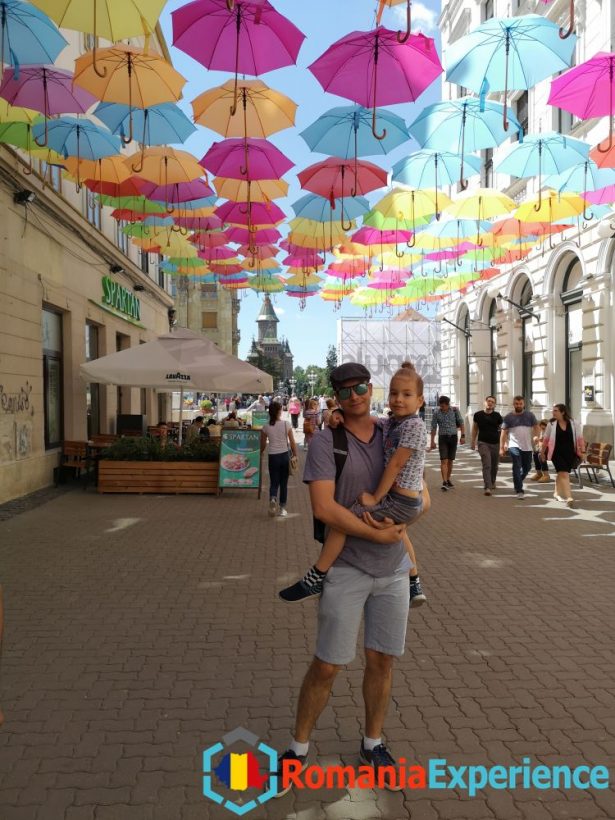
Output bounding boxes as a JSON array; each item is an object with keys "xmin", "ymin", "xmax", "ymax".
[
  {"xmin": 445, "ymin": 16, "xmax": 577, "ymax": 128},
  {"xmin": 392, "ymin": 149, "xmax": 482, "ymax": 217},
  {"xmin": 420, "ymin": 217, "xmax": 492, "ymax": 241},
  {"xmin": 292, "ymin": 192, "xmax": 370, "ymax": 222},
  {"xmin": 151, "ymin": 196, "xmax": 217, "ymax": 212},
  {"xmin": 300, "ymin": 105, "xmax": 410, "ymax": 158},
  {"xmin": 497, "ymin": 132, "xmax": 590, "ymax": 208},
  {"xmin": 544, "ymin": 160, "xmax": 615, "ymax": 194},
  {"xmin": 94, "ymin": 101, "xmax": 196, "ymax": 146},
  {"xmin": 1, "ymin": 0, "xmax": 67, "ymax": 73},
  {"xmin": 32, "ymin": 116, "xmax": 119, "ymax": 185},
  {"xmin": 409, "ymin": 97, "xmax": 522, "ymax": 188}
]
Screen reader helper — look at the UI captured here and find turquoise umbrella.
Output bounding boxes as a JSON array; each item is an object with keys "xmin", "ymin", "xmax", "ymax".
[
  {"xmin": 392, "ymin": 149, "xmax": 482, "ymax": 216},
  {"xmin": 94, "ymin": 101, "xmax": 196, "ymax": 146},
  {"xmin": 300, "ymin": 105, "xmax": 410, "ymax": 158},
  {"xmin": 409, "ymin": 97, "xmax": 522, "ymax": 189},
  {"xmin": 1, "ymin": 0, "xmax": 67, "ymax": 73},
  {"xmin": 445, "ymin": 15, "xmax": 577, "ymax": 129},
  {"xmin": 291, "ymin": 192, "xmax": 370, "ymax": 222}
]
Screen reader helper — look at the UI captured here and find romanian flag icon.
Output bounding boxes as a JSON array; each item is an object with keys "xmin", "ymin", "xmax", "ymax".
[{"xmin": 214, "ymin": 752, "xmax": 269, "ymax": 791}]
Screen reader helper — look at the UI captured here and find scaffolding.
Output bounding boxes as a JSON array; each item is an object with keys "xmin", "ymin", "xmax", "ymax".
[{"xmin": 337, "ymin": 317, "xmax": 441, "ymax": 406}]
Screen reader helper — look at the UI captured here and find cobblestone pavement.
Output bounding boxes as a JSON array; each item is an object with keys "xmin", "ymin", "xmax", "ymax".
[{"xmin": 1, "ymin": 446, "xmax": 615, "ymax": 820}]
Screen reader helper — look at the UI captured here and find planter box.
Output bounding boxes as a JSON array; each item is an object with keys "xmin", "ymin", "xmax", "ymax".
[{"xmin": 98, "ymin": 460, "xmax": 219, "ymax": 495}]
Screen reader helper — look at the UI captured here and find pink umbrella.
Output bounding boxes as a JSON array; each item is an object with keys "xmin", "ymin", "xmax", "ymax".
[
  {"xmin": 352, "ymin": 227, "xmax": 413, "ymax": 245},
  {"xmin": 367, "ymin": 270, "xmax": 409, "ymax": 289},
  {"xmin": 0, "ymin": 65, "xmax": 96, "ymax": 146},
  {"xmin": 309, "ymin": 27, "xmax": 442, "ymax": 139},
  {"xmin": 237, "ymin": 243, "xmax": 279, "ymax": 258},
  {"xmin": 282, "ymin": 253, "xmax": 324, "ymax": 266},
  {"xmin": 172, "ymin": 0, "xmax": 305, "ymax": 115},
  {"xmin": 174, "ymin": 215, "xmax": 223, "ymax": 231},
  {"xmin": 225, "ymin": 226, "xmax": 282, "ymax": 244},
  {"xmin": 190, "ymin": 233, "xmax": 231, "ymax": 250},
  {"xmin": 200, "ymin": 137, "xmax": 292, "ymax": 180},
  {"xmin": 298, "ymin": 157, "xmax": 388, "ymax": 230},
  {"xmin": 211, "ymin": 263, "xmax": 243, "ymax": 274},
  {"xmin": 326, "ymin": 258, "xmax": 369, "ymax": 278},
  {"xmin": 548, "ymin": 53, "xmax": 615, "ymax": 151},
  {"xmin": 215, "ymin": 199, "xmax": 286, "ymax": 226},
  {"xmin": 135, "ymin": 178, "xmax": 215, "ymax": 202},
  {"xmin": 425, "ymin": 242, "xmax": 475, "ymax": 261}
]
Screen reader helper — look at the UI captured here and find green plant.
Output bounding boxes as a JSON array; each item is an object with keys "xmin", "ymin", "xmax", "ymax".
[{"xmin": 101, "ymin": 436, "xmax": 219, "ymax": 462}]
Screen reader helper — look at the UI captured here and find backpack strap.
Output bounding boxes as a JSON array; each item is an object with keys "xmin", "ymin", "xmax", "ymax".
[{"xmin": 331, "ymin": 424, "xmax": 348, "ymax": 482}]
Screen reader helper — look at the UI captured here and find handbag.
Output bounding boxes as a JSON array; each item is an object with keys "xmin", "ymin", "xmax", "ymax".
[
  {"xmin": 289, "ymin": 453, "xmax": 299, "ymax": 475},
  {"xmin": 571, "ymin": 454, "xmax": 582, "ymax": 470}
]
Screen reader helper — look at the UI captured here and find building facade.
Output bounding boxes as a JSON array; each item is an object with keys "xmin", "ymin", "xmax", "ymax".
[
  {"xmin": 437, "ymin": 0, "xmax": 615, "ymax": 444},
  {"xmin": 173, "ymin": 277, "xmax": 240, "ymax": 356},
  {"xmin": 246, "ymin": 295, "xmax": 294, "ymax": 383}
]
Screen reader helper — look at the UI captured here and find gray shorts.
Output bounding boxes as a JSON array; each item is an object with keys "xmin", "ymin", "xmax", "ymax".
[
  {"xmin": 315, "ymin": 564, "xmax": 410, "ymax": 666},
  {"xmin": 351, "ymin": 491, "xmax": 423, "ymax": 525}
]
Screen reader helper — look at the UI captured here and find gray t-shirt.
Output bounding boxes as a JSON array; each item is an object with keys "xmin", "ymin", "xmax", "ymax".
[{"xmin": 303, "ymin": 426, "xmax": 410, "ymax": 577}]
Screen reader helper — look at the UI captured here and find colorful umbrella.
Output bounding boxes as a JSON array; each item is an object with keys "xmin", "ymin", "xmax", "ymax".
[
  {"xmin": 172, "ymin": 0, "xmax": 305, "ymax": 115},
  {"xmin": 445, "ymin": 15, "xmax": 577, "ymax": 127},
  {"xmin": 94, "ymin": 101, "xmax": 195, "ymax": 146},
  {"xmin": 0, "ymin": 65, "xmax": 95, "ymax": 145},
  {"xmin": 200, "ymin": 137, "xmax": 292, "ymax": 180},
  {"xmin": 291, "ymin": 192, "xmax": 370, "ymax": 223},
  {"xmin": 548, "ymin": 53, "xmax": 615, "ymax": 151},
  {"xmin": 409, "ymin": 96, "xmax": 522, "ymax": 187},
  {"xmin": 33, "ymin": 116, "xmax": 120, "ymax": 172},
  {"xmin": 373, "ymin": 188, "xmax": 446, "ymax": 241},
  {"xmin": 135, "ymin": 178, "xmax": 215, "ymax": 203},
  {"xmin": 192, "ymin": 78, "xmax": 296, "ymax": 138},
  {"xmin": 214, "ymin": 176, "xmax": 287, "ymax": 202},
  {"xmin": 392, "ymin": 149, "xmax": 481, "ymax": 216},
  {"xmin": 309, "ymin": 27, "xmax": 442, "ymax": 139},
  {"xmin": 445, "ymin": 189, "xmax": 516, "ymax": 244},
  {"xmin": 544, "ymin": 160, "xmax": 615, "ymax": 218},
  {"xmin": 216, "ymin": 199, "xmax": 286, "ymax": 226},
  {"xmin": 376, "ymin": 0, "xmax": 413, "ymax": 42},
  {"xmin": 0, "ymin": 0, "xmax": 67, "ymax": 72},
  {"xmin": 125, "ymin": 147, "xmax": 204, "ymax": 192},
  {"xmin": 515, "ymin": 190, "xmax": 587, "ymax": 222},
  {"xmin": 73, "ymin": 45, "xmax": 186, "ymax": 143}
]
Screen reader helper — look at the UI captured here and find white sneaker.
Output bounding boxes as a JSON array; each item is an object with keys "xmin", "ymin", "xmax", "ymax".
[
  {"xmin": 516, "ymin": 492, "xmax": 525, "ymax": 499},
  {"xmin": 268, "ymin": 498, "xmax": 278, "ymax": 517},
  {"xmin": 278, "ymin": 507, "xmax": 288, "ymax": 518}
]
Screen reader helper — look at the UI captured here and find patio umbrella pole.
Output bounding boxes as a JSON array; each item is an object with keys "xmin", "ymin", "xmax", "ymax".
[
  {"xmin": 503, "ymin": 32, "xmax": 510, "ymax": 132},
  {"xmin": 559, "ymin": 0, "xmax": 574, "ymax": 39},
  {"xmin": 582, "ymin": 162, "xmax": 592, "ymax": 221},
  {"xmin": 340, "ymin": 166, "xmax": 352, "ymax": 231},
  {"xmin": 178, "ymin": 389, "xmax": 184, "ymax": 445},
  {"xmin": 406, "ymin": 191, "xmax": 417, "ymax": 247}
]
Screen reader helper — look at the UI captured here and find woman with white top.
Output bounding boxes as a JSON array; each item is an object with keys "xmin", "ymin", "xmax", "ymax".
[{"xmin": 260, "ymin": 401, "xmax": 298, "ymax": 518}]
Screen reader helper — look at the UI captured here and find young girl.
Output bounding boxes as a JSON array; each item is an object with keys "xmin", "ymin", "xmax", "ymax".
[{"xmin": 279, "ymin": 361, "xmax": 429, "ymax": 606}]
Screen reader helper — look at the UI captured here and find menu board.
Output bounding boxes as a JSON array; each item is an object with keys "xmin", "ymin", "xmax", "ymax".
[
  {"xmin": 218, "ymin": 429, "xmax": 262, "ymax": 493},
  {"xmin": 251, "ymin": 410, "xmax": 269, "ymax": 430}
]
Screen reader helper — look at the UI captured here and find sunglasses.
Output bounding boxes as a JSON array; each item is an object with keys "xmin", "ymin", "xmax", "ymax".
[{"xmin": 336, "ymin": 383, "xmax": 369, "ymax": 401}]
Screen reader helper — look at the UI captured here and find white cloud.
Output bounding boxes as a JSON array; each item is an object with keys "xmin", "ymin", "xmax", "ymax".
[
  {"xmin": 392, "ymin": 1, "xmax": 438, "ymax": 35},
  {"xmin": 275, "ymin": 306, "xmax": 285, "ymax": 315}
]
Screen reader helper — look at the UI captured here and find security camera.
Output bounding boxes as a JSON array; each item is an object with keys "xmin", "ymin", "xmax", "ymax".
[{"xmin": 597, "ymin": 218, "xmax": 615, "ymax": 239}]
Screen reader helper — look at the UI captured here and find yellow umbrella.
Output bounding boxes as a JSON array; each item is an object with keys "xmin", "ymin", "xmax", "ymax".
[
  {"xmin": 285, "ymin": 273, "xmax": 322, "ymax": 287},
  {"xmin": 193, "ymin": 79, "xmax": 297, "ymax": 139},
  {"xmin": 73, "ymin": 45, "xmax": 185, "ymax": 143},
  {"xmin": 213, "ymin": 177, "xmax": 288, "ymax": 202},
  {"xmin": 445, "ymin": 188, "xmax": 516, "ymax": 220},
  {"xmin": 124, "ymin": 146, "xmax": 203, "ymax": 189},
  {"xmin": 241, "ymin": 258, "xmax": 280, "ymax": 272},
  {"xmin": 374, "ymin": 187, "xmax": 449, "ymax": 227},
  {"xmin": 350, "ymin": 286, "xmax": 389, "ymax": 306},
  {"xmin": 288, "ymin": 216, "xmax": 352, "ymax": 234},
  {"xmin": 515, "ymin": 190, "xmax": 587, "ymax": 222},
  {"xmin": 0, "ymin": 100, "xmax": 40, "ymax": 123}
]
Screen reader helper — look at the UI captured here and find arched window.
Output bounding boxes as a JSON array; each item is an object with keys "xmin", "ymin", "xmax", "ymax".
[
  {"xmin": 464, "ymin": 311, "xmax": 471, "ymax": 408},
  {"xmin": 488, "ymin": 299, "xmax": 498, "ymax": 397},
  {"xmin": 519, "ymin": 280, "xmax": 534, "ymax": 401},
  {"xmin": 561, "ymin": 258, "xmax": 583, "ymax": 417}
]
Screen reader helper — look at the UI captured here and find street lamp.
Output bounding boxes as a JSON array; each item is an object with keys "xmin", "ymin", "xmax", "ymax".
[
  {"xmin": 289, "ymin": 377, "xmax": 296, "ymax": 395},
  {"xmin": 307, "ymin": 371, "xmax": 317, "ymax": 395}
]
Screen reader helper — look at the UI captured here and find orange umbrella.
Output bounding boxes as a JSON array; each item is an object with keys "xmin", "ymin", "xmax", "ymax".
[{"xmin": 124, "ymin": 146, "xmax": 204, "ymax": 190}]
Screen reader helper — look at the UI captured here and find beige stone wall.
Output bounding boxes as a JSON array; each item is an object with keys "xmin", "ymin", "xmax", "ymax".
[{"xmin": 174, "ymin": 279, "xmax": 239, "ymax": 356}]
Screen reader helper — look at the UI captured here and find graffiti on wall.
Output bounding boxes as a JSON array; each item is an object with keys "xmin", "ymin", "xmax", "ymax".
[{"xmin": 0, "ymin": 382, "xmax": 35, "ymax": 462}]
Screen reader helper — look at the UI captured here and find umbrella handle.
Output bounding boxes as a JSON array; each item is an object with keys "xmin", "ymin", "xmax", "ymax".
[
  {"xmin": 131, "ymin": 145, "xmax": 145, "ymax": 174},
  {"xmin": 597, "ymin": 117, "xmax": 614, "ymax": 153},
  {"xmin": 395, "ymin": 243, "xmax": 404, "ymax": 259},
  {"xmin": 396, "ymin": 0, "xmax": 411, "ymax": 43},
  {"xmin": 533, "ymin": 187, "xmax": 543, "ymax": 213},
  {"xmin": 92, "ymin": 44, "xmax": 107, "ymax": 79},
  {"xmin": 350, "ymin": 130, "xmax": 358, "ymax": 197},
  {"xmin": 226, "ymin": 0, "xmax": 235, "ymax": 8},
  {"xmin": 34, "ymin": 117, "xmax": 48, "ymax": 148},
  {"xmin": 559, "ymin": 0, "xmax": 574, "ymax": 38},
  {"xmin": 372, "ymin": 105, "xmax": 387, "ymax": 141}
]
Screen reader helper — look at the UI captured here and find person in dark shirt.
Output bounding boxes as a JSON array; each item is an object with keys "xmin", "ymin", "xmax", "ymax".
[{"xmin": 471, "ymin": 396, "xmax": 503, "ymax": 496}]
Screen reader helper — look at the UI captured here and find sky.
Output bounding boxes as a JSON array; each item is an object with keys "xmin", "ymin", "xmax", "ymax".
[{"xmin": 159, "ymin": 0, "xmax": 443, "ymax": 368}]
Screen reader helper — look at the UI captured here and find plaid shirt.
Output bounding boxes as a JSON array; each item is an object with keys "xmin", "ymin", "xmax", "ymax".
[{"xmin": 431, "ymin": 407, "xmax": 463, "ymax": 436}]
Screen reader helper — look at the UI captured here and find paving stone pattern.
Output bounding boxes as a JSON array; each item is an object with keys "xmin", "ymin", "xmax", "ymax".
[{"xmin": 1, "ymin": 447, "xmax": 615, "ymax": 820}]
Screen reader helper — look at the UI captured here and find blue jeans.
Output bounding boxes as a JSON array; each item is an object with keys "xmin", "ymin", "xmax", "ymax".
[
  {"xmin": 268, "ymin": 451, "xmax": 289, "ymax": 506},
  {"xmin": 508, "ymin": 447, "xmax": 533, "ymax": 493}
]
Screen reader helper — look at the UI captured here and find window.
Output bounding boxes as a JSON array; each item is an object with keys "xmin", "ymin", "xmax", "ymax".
[
  {"xmin": 464, "ymin": 311, "xmax": 471, "ymax": 408},
  {"xmin": 556, "ymin": 107, "xmax": 574, "ymax": 136},
  {"xmin": 514, "ymin": 92, "xmax": 528, "ymax": 142},
  {"xmin": 562, "ymin": 258, "xmax": 583, "ymax": 418},
  {"xmin": 85, "ymin": 323, "xmax": 100, "ymax": 438},
  {"xmin": 201, "ymin": 284, "xmax": 217, "ymax": 300},
  {"xmin": 519, "ymin": 280, "xmax": 533, "ymax": 402},
  {"xmin": 84, "ymin": 191, "xmax": 101, "ymax": 229},
  {"xmin": 140, "ymin": 250, "xmax": 149, "ymax": 275},
  {"xmin": 115, "ymin": 220, "xmax": 129, "ymax": 255},
  {"xmin": 481, "ymin": 147, "xmax": 494, "ymax": 188},
  {"xmin": 158, "ymin": 255, "xmax": 165, "ymax": 288},
  {"xmin": 202, "ymin": 312, "xmax": 218, "ymax": 329},
  {"xmin": 42, "ymin": 308, "xmax": 63, "ymax": 448},
  {"xmin": 489, "ymin": 299, "xmax": 498, "ymax": 398},
  {"xmin": 482, "ymin": 0, "xmax": 494, "ymax": 20}
]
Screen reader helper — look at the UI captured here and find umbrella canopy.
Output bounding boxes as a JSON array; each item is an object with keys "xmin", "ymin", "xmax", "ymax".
[
  {"xmin": 125, "ymin": 147, "xmax": 204, "ymax": 187},
  {"xmin": 200, "ymin": 137, "xmax": 293, "ymax": 180},
  {"xmin": 409, "ymin": 96, "xmax": 522, "ymax": 187},
  {"xmin": 33, "ymin": 115, "xmax": 119, "ymax": 169},
  {"xmin": 172, "ymin": 0, "xmax": 305, "ymax": 115},
  {"xmin": 299, "ymin": 157, "xmax": 388, "ymax": 200},
  {"xmin": 30, "ymin": 0, "xmax": 166, "ymax": 41},
  {"xmin": 309, "ymin": 27, "xmax": 442, "ymax": 139},
  {"xmin": 214, "ymin": 176, "xmax": 287, "ymax": 202},
  {"xmin": 300, "ymin": 104, "xmax": 410, "ymax": 158},
  {"xmin": 0, "ymin": 0, "xmax": 67, "ymax": 71},
  {"xmin": 445, "ymin": 15, "xmax": 576, "ymax": 127},
  {"xmin": 94, "ymin": 101, "xmax": 195, "ymax": 146},
  {"xmin": 216, "ymin": 199, "xmax": 286, "ymax": 226},
  {"xmin": 548, "ymin": 52, "xmax": 615, "ymax": 152},
  {"xmin": 392, "ymin": 149, "xmax": 482, "ymax": 204},
  {"xmin": 80, "ymin": 327, "xmax": 273, "ymax": 393},
  {"xmin": 291, "ymin": 192, "xmax": 370, "ymax": 222},
  {"xmin": 192, "ymin": 78, "xmax": 296, "ymax": 138},
  {"xmin": 515, "ymin": 190, "xmax": 587, "ymax": 222}
]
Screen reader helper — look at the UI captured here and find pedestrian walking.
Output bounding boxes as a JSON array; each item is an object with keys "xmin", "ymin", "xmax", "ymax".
[
  {"xmin": 471, "ymin": 396, "xmax": 503, "ymax": 495},
  {"xmin": 260, "ymin": 401, "xmax": 298, "ymax": 519},
  {"xmin": 500, "ymin": 396, "xmax": 541, "ymax": 499},
  {"xmin": 273, "ymin": 362, "xmax": 410, "ymax": 797},
  {"xmin": 321, "ymin": 398, "xmax": 339, "ymax": 428},
  {"xmin": 541, "ymin": 403, "xmax": 585, "ymax": 508},
  {"xmin": 302, "ymin": 399, "xmax": 320, "ymax": 449},
  {"xmin": 530, "ymin": 420, "xmax": 551, "ymax": 483},
  {"xmin": 288, "ymin": 394, "xmax": 302, "ymax": 430},
  {"xmin": 430, "ymin": 396, "xmax": 465, "ymax": 491}
]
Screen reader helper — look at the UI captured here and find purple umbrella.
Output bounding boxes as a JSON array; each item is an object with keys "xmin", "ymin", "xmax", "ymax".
[
  {"xmin": 0, "ymin": 65, "xmax": 96, "ymax": 145},
  {"xmin": 225, "ymin": 226, "xmax": 282, "ymax": 245},
  {"xmin": 172, "ymin": 0, "xmax": 305, "ymax": 115},
  {"xmin": 309, "ymin": 27, "xmax": 442, "ymax": 139},
  {"xmin": 134, "ymin": 178, "xmax": 215, "ymax": 202},
  {"xmin": 215, "ymin": 199, "xmax": 286, "ymax": 226}
]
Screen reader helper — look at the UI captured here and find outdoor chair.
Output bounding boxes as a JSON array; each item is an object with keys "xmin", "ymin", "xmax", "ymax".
[
  {"xmin": 57, "ymin": 441, "xmax": 89, "ymax": 488},
  {"xmin": 578, "ymin": 443, "xmax": 615, "ymax": 488}
]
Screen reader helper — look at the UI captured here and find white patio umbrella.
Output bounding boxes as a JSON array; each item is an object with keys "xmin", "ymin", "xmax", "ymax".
[{"xmin": 80, "ymin": 327, "xmax": 273, "ymax": 443}]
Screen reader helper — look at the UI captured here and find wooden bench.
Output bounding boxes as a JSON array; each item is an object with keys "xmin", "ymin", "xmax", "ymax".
[
  {"xmin": 578, "ymin": 443, "xmax": 615, "ymax": 488},
  {"xmin": 97, "ymin": 461, "xmax": 219, "ymax": 494}
]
